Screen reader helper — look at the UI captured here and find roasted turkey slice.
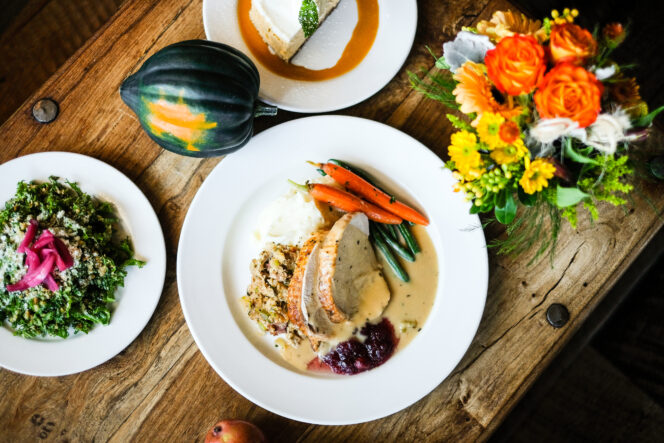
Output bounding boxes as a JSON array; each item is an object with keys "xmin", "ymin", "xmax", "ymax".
[
  {"xmin": 286, "ymin": 232, "xmax": 331, "ymax": 349},
  {"xmin": 318, "ymin": 212, "xmax": 386, "ymax": 323}
]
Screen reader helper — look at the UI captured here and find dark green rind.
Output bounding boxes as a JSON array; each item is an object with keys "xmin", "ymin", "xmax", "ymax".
[{"xmin": 120, "ymin": 39, "xmax": 273, "ymax": 158}]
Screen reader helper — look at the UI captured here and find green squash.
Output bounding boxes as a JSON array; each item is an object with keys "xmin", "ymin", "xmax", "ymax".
[{"xmin": 120, "ymin": 39, "xmax": 277, "ymax": 157}]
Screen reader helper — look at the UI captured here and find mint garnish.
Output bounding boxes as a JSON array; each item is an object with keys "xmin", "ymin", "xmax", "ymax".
[{"xmin": 299, "ymin": 0, "xmax": 319, "ymax": 38}]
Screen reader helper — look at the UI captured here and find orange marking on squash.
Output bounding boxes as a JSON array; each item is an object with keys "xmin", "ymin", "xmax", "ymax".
[{"xmin": 145, "ymin": 93, "xmax": 217, "ymax": 151}]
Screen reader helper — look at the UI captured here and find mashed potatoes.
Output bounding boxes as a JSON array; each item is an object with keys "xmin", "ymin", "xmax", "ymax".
[{"xmin": 254, "ymin": 187, "xmax": 327, "ymax": 247}]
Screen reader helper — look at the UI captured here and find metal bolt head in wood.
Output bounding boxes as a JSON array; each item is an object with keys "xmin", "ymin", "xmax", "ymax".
[
  {"xmin": 32, "ymin": 99, "xmax": 59, "ymax": 124},
  {"xmin": 546, "ymin": 303, "xmax": 570, "ymax": 328},
  {"xmin": 649, "ymin": 156, "xmax": 664, "ymax": 180}
]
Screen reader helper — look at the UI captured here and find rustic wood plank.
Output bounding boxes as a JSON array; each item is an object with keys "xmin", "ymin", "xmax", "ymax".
[
  {"xmin": 491, "ymin": 227, "xmax": 664, "ymax": 442},
  {"xmin": 501, "ymin": 347, "xmax": 664, "ymax": 442},
  {"xmin": 593, "ymin": 254, "xmax": 664, "ymax": 406},
  {"xmin": 0, "ymin": 0, "xmax": 663, "ymax": 441},
  {"xmin": 0, "ymin": 0, "xmax": 126, "ymax": 124}
]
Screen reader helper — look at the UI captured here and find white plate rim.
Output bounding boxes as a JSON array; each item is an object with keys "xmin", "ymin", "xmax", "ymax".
[
  {"xmin": 177, "ymin": 115, "xmax": 488, "ymax": 424},
  {"xmin": 202, "ymin": 0, "xmax": 418, "ymax": 113},
  {"xmin": 0, "ymin": 152, "xmax": 167, "ymax": 377}
]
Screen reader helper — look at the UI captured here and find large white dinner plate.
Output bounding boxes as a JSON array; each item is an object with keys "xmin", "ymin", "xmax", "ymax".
[
  {"xmin": 177, "ymin": 116, "xmax": 488, "ymax": 424},
  {"xmin": 0, "ymin": 152, "xmax": 166, "ymax": 376},
  {"xmin": 203, "ymin": 0, "xmax": 417, "ymax": 113}
]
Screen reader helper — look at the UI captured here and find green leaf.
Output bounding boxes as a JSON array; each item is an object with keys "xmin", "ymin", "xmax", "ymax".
[
  {"xmin": 408, "ymin": 68, "xmax": 460, "ymax": 110},
  {"xmin": 556, "ymin": 185, "xmax": 590, "ymax": 207},
  {"xmin": 479, "ymin": 202, "xmax": 494, "ymax": 213},
  {"xmin": 495, "ymin": 192, "xmax": 517, "ymax": 224},
  {"xmin": 469, "ymin": 203, "xmax": 481, "ymax": 214},
  {"xmin": 299, "ymin": 0, "xmax": 319, "ymax": 38},
  {"xmin": 435, "ymin": 56, "xmax": 451, "ymax": 70},
  {"xmin": 495, "ymin": 189, "xmax": 507, "ymax": 208},
  {"xmin": 564, "ymin": 138, "xmax": 598, "ymax": 165},
  {"xmin": 518, "ymin": 187, "xmax": 537, "ymax": 206},
  {"xmin": 633, "ymin": 105, "xmax": 664, "ymax": 128},
  {"xmin": 446, "ymin": 114, "xmax": 473, "ymax": 131},
  {"xmin": 425, "ymin": 46, "xmax": 450, "ymax": 70}
]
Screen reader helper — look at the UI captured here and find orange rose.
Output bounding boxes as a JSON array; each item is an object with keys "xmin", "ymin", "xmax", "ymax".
[
  {"xmin": 534, "ymin": 63, "xmax": 603, "ymax": 128},
  {"xmin": 549, "ymin": 24, "xmax": 597, "ymax": 65},
  {"xmin": 485, "ymin": 34, "xmax": 546, "ymax": 96}
]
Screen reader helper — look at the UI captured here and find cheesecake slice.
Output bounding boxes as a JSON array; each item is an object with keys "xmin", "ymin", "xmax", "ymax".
[{"xmin": 250, "ymin": 0, "xmax": 341, "ymax": 61}]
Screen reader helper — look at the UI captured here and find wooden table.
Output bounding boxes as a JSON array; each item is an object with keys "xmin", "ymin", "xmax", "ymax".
[{"xmin": 1, "ymin": 0, "xmax": 662, "ymax": 441}]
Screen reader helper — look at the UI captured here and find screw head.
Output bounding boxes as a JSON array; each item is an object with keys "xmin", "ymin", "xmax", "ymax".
[
  {"xmin": 32, "ymin": 98, "xmax": 59, "ymax": 124},
  {"xmin": 649, "ymin": 156, "xmax": 664, "ymax": 180},
  {"xmin": 546, "ymin": 303, "xmax": 570, "ymax": 328}
]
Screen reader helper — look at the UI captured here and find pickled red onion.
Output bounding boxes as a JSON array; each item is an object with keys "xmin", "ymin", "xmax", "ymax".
[
  {"xmin": 17, "ymin": 219, "xmax": 38, "ymax": 253},
  {"xmin": 6, "ymin": 221, "xmax": 73, "ymax": 293}
]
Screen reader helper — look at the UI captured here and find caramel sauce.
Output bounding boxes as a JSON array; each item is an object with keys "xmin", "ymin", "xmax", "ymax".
[{"xmin": 237, "ymin": 0, "xmax": 379, "ymax": 81}]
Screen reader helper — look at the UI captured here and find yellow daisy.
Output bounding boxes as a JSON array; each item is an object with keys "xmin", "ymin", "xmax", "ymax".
[
  {"xmin": 519, "ymin": 159, "xmax": 556, "ymax": 194},
  {"xmin": 476, "ymin": 112, "xmax": 506, "ymax": 149},
  {"xmin": 491, "ymin": 139, "xmax": 530, "ymax": 165},
  {"xmin": 448, "ymin": 131, "xmax": 483, "ymax": 177}
]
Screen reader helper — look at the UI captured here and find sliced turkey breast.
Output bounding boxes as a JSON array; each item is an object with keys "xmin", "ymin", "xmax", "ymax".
[
  {"xmin": 287, "ymin": 233, "xmax": 322, "ymax": 339},
  {"xmin": 286, "ymin": 231, "xmax": 333, "ymax": 350},
  {"xmin": 317, "ymin": 213, "xmax": 389, "ymax": 323},
  {"xmin": 299, "ymin": 243, "xmax": 336, "ymax": 343}
]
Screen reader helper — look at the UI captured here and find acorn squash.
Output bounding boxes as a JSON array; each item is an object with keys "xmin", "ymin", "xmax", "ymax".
[{"xmin": 120, "ymin": 39, "xmax": 277, "ymax": 157}]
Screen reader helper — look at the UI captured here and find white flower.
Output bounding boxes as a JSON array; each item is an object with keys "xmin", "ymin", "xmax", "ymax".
[
  {"xmin": 586, "ymin": 110, "xmax": 632, "ymax": 154},
  {"xmin": 443, "ymin": 31, "xmax": 495, "ymax": 73},
  {"xmin": 529, "ymin": 118, "xmax": 587, "ymax": 144},
  {"xmin": 592, "ymin": 65, "xmax": 616, "ymax": 81}
]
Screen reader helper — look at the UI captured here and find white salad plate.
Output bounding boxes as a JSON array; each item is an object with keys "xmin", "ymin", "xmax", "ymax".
[
  {"xmin": 0, "ymin": 152, "xmax": 166, "ymax": 377},
  {"xmin": 177, "ymin": 116, "xmax": 488, "ymax": 424},
  {"xmin": 202, "ymin": 0, "xmax": 417, "ymax": 113}
]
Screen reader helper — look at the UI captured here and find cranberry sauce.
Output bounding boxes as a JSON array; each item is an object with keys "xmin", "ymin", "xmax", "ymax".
[{"xmin": 320, "ymin": 318, "xmax": 398, "ymax": 375}]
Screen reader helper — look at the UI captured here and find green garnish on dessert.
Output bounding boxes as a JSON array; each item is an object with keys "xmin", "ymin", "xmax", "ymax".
[{"xmin": 299, "ymin": 0, "xmax": 319, "ymax": 37}]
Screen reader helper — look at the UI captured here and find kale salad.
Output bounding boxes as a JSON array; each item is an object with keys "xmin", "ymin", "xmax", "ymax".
[{"xmin": 0, "ymin": 177, "xmax": 144, "ymax": 338}]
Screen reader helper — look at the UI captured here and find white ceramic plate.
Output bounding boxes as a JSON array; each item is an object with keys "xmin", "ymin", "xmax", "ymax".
[
  {"xmin": 177, "ymin": 116, "xmax": 488, "ymax": 424},
  {"xmin": 0, "ymin": 152, "xmax": 166, "ymax": 376},
  {"xmin": 202, "ymin": 0, "xmax": 417, "ymax": 113}
]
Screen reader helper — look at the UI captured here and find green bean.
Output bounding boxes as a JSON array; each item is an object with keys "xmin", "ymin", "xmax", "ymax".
[
  {"xmin": 371, "ymin": 226, "xmax": 410, "ymax": 282},
  {"xmin": 398, "ymin": 222, "xmax": 421, "ymax": 255},
  {"xmin": 386, "ymin": 223, "xmax": 399, "ymax": 240},
  {"xmin": 374, "ymin": 223, "xmax": 415, "ymax": 262}
]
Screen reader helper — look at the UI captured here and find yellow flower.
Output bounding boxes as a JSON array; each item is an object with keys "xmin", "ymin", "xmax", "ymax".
[
  {"xmin": 551, "ymin": 8, "xmax": 579, "ymax": 25},
  {"xmin": 449, "ymin": 131, "xmax": 484, "ymax": 178},
  {"xmin": 476, "ymin": 112, "xmax": 506, "ymax": 148},
  {"xmin": 519, "ymin": 158, "xmax": 556, "ymax": 194},
  {"xmin": 476, "ymin": 10, "xmax": 547, "ymax": 43},
  {"xmin": 491, "ymin": 139, "xmax": 529, "ymax": 165}
]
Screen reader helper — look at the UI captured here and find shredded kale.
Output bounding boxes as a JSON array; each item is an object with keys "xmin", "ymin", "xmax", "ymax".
[{"xmin": 0, "ymin": 177, "xmax": 144, "ymax": 338}]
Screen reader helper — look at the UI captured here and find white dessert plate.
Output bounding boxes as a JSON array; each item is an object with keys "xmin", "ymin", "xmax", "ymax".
[
  {"xmin": 177, "ymin": 116, "xmax": 488, "ymax": 424},
  {"xmin": 0, "ymin": 152, "xmax": 166, "ymax": 376},
  {"xmin": 202, "ymin": 0, "xmax": 417, "ymax": 113}
]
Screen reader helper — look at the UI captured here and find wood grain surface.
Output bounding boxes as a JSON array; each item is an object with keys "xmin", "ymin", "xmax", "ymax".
[
  {"xmin": 0, "ymin": 0, "xmax": 126, "ymax": 124},
  {"xmin": 0, "ymin": 0, "xmax": 663, "ymax": 441}
]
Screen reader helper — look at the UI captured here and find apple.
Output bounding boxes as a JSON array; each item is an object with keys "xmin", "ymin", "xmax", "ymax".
[{"xmin": 205, "ymin": 419, "xmax": 267, "ymax": 443}]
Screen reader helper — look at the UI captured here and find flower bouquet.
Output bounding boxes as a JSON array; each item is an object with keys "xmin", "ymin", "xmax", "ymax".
[{"xmin": 411, "ymin": 8, "xmax": 663, "ymax": 262}]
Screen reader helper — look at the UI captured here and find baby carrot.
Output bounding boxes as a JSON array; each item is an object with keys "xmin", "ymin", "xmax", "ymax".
[
  {"xmin": 318, "ymin": 163, "xmax": 429, "ymax": 226},
  {"xmin": 289, "ymin": 181, "xmax": 403, "ymax": 224}
]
